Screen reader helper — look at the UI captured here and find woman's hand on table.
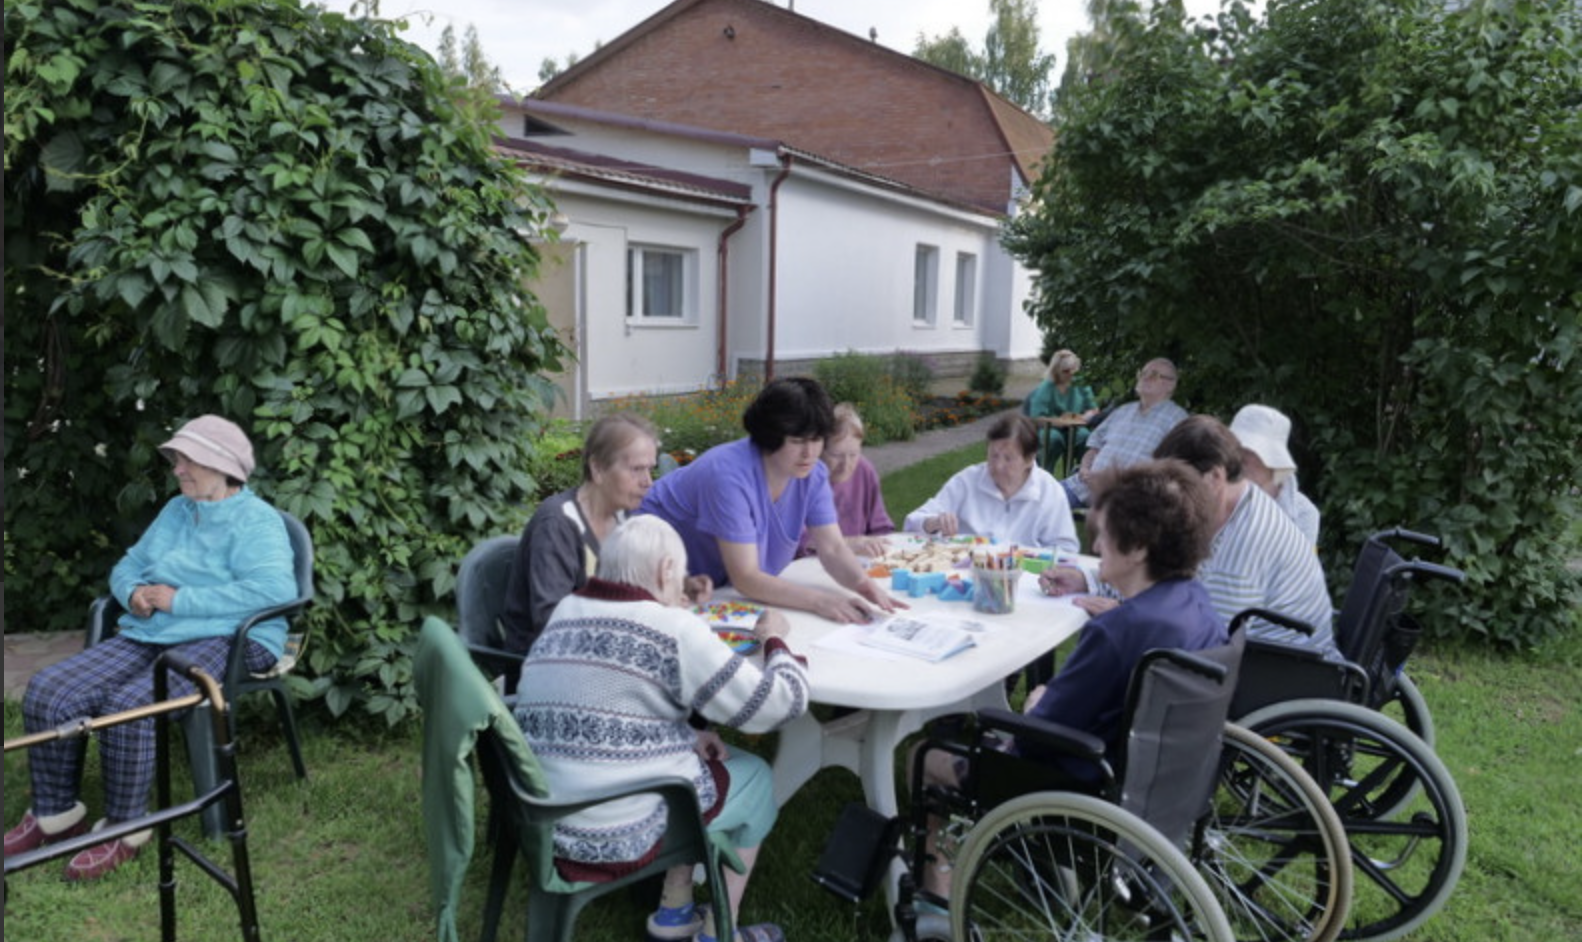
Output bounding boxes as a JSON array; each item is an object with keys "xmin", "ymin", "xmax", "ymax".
[
  {"xmin": 683, "ymin": 574, "xmax": 714, "ymax": 606},
  {"xmin": 854, "ymin": 577, "xmax": 908, "ymax": 615},
  {"xmin": 1038, "ymin": 565, "xmax": 1087, "ymax": 597},
  {"xmin": 806, "ymin": 590, "xmax": 882, "ymax": 625},
  {"xmin": 754, "ymin": 609, "xmax": 791, "ymax": 642},
  {"xmin": 924, "ymin": 513, "xmax": 959, "ymax": 538},
  {"xmin": 847, "ymin": 534, "xmax": 889, "ymax": 558}
]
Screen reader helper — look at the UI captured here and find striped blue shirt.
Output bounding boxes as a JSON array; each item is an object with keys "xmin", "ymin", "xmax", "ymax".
[{"xmin": 1201, "ymin": 485, "xmax": 1336, "ymax": 655}]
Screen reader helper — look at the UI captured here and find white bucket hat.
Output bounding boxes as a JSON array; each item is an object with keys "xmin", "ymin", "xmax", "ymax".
[
  {"xmin": 1229, "ymin": 404, "xmax": 1295, "ymax": 471},
  {"xmin": 158, "ymin": 415, "xmax": 255, "ymax": 482}
]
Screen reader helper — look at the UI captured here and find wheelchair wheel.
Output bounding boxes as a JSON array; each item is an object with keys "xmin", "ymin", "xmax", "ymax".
[
  {"xmin": 1237, "ymin": 699, "xmax": 1467, "ymax": 942},
  {"xmin": 1200, "ymin": 723, "xmax": 1352, "ymax": 942},
  {"xmin": 1368, "ymin": 672, "xmax": 1435, "ymax": 819},
  {"xmin": 949, "ymin": 791, "xmax": 1234, "ymax": 942},
  {"xmin": 1380, "ymin": 674, "xmax": 1434, "ymax": 748}
]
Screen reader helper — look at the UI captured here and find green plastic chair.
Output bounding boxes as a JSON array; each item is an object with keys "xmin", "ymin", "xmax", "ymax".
[{"xmin": 415, "ymin": 616, "xmax": 739, "ymax": 942}]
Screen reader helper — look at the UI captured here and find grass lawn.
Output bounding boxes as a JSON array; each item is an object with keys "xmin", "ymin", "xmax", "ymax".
[{"xmin": 4, "ymin": 441, "xmax": 1579, "ymax": 941}]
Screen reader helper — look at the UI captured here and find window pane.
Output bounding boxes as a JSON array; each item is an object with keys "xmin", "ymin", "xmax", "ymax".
[
  {"xmin": 914, "ymin": 245, "xmax": 937, "ymax": 323},
  {"xmin": 954, "ymin": 253, "xmax": 976, "ymax": 324},
  {"xmin": 643, "ymin": 250, "xmax": 684, "ymax": 318}
]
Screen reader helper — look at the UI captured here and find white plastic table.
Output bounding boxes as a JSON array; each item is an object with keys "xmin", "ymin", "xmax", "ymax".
[{"xmin": 733, "ymin": 552, "xmax": 1091, "ymax": 817}]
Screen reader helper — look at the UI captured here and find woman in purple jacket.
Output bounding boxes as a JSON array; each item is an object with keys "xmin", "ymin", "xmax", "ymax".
[
  {"xmin": 796, "ymin": 403, "xmax": 895, "ymax": 559},
  {"xmin": 640, "ymin": 378, "xmax": 903, "ymax": 624}
]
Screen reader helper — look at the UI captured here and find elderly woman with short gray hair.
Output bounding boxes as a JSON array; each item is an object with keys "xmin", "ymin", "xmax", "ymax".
[{"xmin": 515, "ymin": 515, "xmax": 808, "ymax": 942}]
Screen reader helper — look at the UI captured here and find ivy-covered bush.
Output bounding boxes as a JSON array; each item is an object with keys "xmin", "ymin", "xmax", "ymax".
[{"xmin": 4, "ymin": 0, "xmax": 566, "ymax": 722}]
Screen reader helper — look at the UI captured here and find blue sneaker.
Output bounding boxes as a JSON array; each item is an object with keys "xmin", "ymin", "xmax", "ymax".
[{"xmin": 646, "ymin": 902, "xmax": 704, "ymax": 942}]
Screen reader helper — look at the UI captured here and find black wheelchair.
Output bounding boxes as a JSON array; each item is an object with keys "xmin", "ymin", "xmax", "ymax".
[
  {"xmin": 1227, "ymin": 529, "xmax": 1467, "ymax": 942},
  {"xmin": 816, "ymin": 623, "xmax": 1354, "ymax": 942}
]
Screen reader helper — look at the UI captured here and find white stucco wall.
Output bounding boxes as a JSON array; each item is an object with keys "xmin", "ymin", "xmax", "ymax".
[
  {"xmin": 549, "ymin": 190, "xmax": 740, "ymax": 400},
  {"xmin": 762, "ymin": 168, "xmax": 1041, "ymax": 369}
]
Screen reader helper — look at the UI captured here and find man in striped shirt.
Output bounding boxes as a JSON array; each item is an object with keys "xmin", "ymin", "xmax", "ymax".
[
  {"xmin": 1041, "ymin": 415, "xmax": 1336, "ymax": 657},
  {"xmin": 1153, "ymin": 416, "xmax": 1337, "ymax": 656}
]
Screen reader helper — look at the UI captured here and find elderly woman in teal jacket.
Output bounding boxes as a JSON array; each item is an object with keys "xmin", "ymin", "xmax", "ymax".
[{"xmin": 4, "ymin": 415, "xmax": 296, "ymax": 881}]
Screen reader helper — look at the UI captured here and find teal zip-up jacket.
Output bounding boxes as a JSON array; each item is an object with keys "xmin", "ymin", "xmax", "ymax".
[{"xmin": 109, "ymin": 487, "xmax": 296, "ymax": 659}]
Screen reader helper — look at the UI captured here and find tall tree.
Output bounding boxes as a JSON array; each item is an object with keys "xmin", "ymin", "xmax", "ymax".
[
  {"xmin": 461, "ymin": 23, "xmax": 504, "ymax": 92},
  {"xmin": 5, "ymin": 0, "xmax": 566, "ymax": 721},
  {"xmin": 983, "ymin": 0, "xmax": 1058, "ymax": 116},
  {"xmin": 1005, "ymin": 0, "xmax": 1582, "ymax": 647},
  {"xmin": 913, "ymin": 26, "xmax": 984, "ymax": 80},
  {"xmin": 914, "ymin": 0, "xmax": 1057, "ymax": 117}
]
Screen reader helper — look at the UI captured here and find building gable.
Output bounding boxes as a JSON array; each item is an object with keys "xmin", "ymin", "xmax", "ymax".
[{"xmin": 535, "ymin": 0, "xmax": 1052, "ymax": 215}]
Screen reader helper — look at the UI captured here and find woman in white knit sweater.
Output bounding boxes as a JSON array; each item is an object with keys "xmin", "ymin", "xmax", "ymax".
[{"xmin": 515, "ymin": 515, "xmax": 808, "ymax": 942}]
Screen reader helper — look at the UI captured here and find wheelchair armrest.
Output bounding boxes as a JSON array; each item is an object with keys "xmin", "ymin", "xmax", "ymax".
[
  {"xmin": 1375, "ymin": 527, "xmax": 1440, "ymax": 549},
  {"xmin": 1404, "ymin": 560, "xmax": 1465, "ymax": 585},
  {"xmin": 1139, "ymin": 648, "xmax": 1229, "ymax": 684},
  {"xmin": 1230, "ymin": 607, "xmax": 1316, "ymax": 636},
  {"xmin": 976, "ymin": 707, "xmax": 1106, "ymax": 762}
]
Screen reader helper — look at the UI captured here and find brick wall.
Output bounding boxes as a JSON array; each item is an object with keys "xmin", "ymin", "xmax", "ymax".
[{"xmin": 540, "ymin": 0, "xmax": 1018, "ymax": 214}]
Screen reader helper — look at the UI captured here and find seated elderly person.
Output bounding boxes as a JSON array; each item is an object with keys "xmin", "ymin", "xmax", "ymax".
[
  {"xmin": 501, "ymin": 412, "xmax": 710, "ymax": 656},
  {"xmin": 4, "ymin": 415, "xmax": 297, "ymax": 881},
  {"xmin": 1044, "ymin": 415, "xmax": 1336, "ymax": 656},
  {"xmin": 1230, "ymin": 404, "xmax": 1321, "ymax": 547},
  {"xmin": 515, "ymin": 516, "xmax": 808, "ymax": 942},
  {"xmin": 916, "ymin": 459, "xmax": 1227, "ymax": 899},
  {"xmin": 1025, "ymin": 348, "xmax": 1099, "ymax": 470},
  {"xmin": 796, "ymin": 403, "xmax": 895, "ymax": 559},
  {"xmin": 904, "ymin": 414, "xmax": 1079, "ymax": 552},
  {"xmin": 640, "ymin": 377, "xmax": 902, "ymax": 624},
  {"xmin": 1061, "ymin": 358, "xmax": 1189, "ymax": 509}
]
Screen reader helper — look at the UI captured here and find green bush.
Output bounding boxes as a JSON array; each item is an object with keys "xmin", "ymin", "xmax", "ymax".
[
  {"xmin": 968, "ymin": 352, "xmax": 1007, "ymax": 395},
  {"xmin": 525, "ymin": 421, "xmax": 588, "ymax": 502},
  {"xmin": 886, "ymin": 353, "xmax": 935, "ymax": 407},
  {"xmin": 1004, "ymin": 0, "xmax": 1582, "ymax": 646},
  {"xmin": 814, "ymin": 350, "xmax": 891, "ymax": 405},
  {"xmin": 813, "ymin": 352, "xmax": 918, "ymax": 444},
  {"xmin": 604, "ymin": 378, "xmax": 763, "ymax": 461},
  {"xmin": 853, "ymin": 377, "xmax": 917, "ymax": 445}
]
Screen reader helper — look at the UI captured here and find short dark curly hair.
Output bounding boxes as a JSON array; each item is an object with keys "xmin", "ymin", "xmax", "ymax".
[
  {"xmin": 1088, "ymin": 458, "xmax": 1216, "ymax": 582},
  {"xmin": 743, "ymin": 377, "xmax": 835, "ymax": 453},
  {"xmin": 1153, "ymin": 414, "xmax": 1245, "ymax": 483}
]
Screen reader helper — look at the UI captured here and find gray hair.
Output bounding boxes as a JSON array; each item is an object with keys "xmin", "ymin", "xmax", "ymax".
[
  {"xmin": 1045, "ymin": 349, "xmax": 1081, "ymax": 381},
  {"xmin": 831, "ymin": 402, "xmax": 865, "ymax": 441},
  {"xmin": 597, "ymin": 515, "xmax": 687, "ymax": 596}
]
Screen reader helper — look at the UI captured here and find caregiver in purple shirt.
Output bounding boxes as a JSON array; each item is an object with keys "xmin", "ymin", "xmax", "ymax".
[{"xmin": 640, "ymin": 378, "xmax": 904, "ymax": 624}]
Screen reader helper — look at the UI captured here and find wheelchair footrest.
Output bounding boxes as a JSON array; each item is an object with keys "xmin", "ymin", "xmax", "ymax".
[{"xmin": 810, "ymin": 802, "xmax": 902, "ymax": 903}]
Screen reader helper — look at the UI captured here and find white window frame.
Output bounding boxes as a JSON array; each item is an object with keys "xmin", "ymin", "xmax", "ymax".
[
  {"xmin": 953, "ymin": 252, "xmax": 977, "ymax": 326},
  {"xmin": 913, "ymin": 244, "xmax": 939, "ymax": 326},
  {"xmin": 626, "ymin": 244, "xmax": 696, "ymax": 324}
]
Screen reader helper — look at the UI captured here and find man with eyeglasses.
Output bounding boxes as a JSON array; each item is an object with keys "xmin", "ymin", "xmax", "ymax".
[{"xmin": 1061, "ymin": 358, "xmax": 1189, "ymax": 509}]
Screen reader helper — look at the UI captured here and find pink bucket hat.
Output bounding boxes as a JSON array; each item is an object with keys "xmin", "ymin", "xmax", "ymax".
[
  {"xmin": 1229, "ymin": 405, "xmax": 1296, "ymax": 471},
  {"xmin": 158, "ymin": 415, "xmax": 255, "ymax": 482}
]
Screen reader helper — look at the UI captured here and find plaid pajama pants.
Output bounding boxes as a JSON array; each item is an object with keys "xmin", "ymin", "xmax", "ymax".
[{"xmin": 21, "ymin": 634, "xmax": 274, "ymax": 822}]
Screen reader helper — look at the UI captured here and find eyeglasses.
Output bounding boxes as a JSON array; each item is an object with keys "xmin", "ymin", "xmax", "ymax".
[{"xmin": 1138, "ymin": 369, "xmax": 1177, "ymax": 382}]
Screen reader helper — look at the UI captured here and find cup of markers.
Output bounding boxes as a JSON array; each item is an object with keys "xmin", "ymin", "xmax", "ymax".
[{"xmin": 970, "ymin": 548, "xmax": 1022, "ymax": 615}]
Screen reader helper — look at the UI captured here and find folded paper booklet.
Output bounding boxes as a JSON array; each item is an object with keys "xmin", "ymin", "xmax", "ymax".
[{"xmin": 859, "ymin": 613, "xmax": 986, "ymax": 662}]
